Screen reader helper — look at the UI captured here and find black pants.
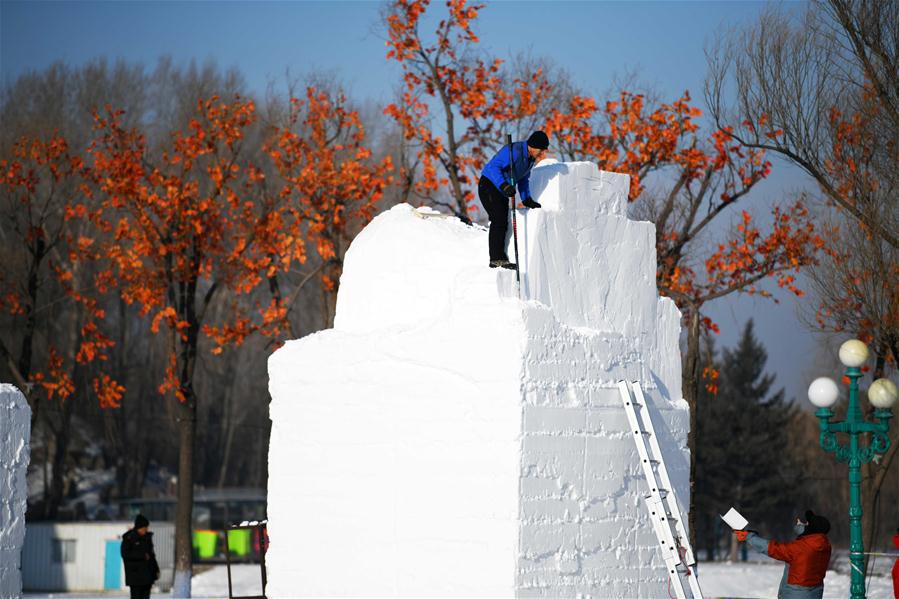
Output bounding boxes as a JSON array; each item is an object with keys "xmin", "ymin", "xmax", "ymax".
[
  {"xmin": 478, "ymin": 175, "xmax": 510, "ymax": 261},
  {"xmin": 129, "ymin": 585, "xmax": 151, "ymax": 599}
]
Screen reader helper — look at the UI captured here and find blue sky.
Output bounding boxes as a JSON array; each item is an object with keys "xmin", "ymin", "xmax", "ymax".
[
  {"xmin": 2, "ymin": 1, "xmax": 770, "ymax": 101},
  {"xmin": 1, "ymin": 0, "xmax": 834, "ymax": 403}
]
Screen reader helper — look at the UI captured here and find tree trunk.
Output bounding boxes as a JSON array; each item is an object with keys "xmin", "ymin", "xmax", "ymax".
[
  {"xmin": 420, "ymin": 49, "xmax": 467, "ymax": 220},
  {"xmin": 861, "ymin": 474, "xmax": 878, "ymax": 575},
  {"xmin": 729, "ymin": 530, "xmax": 739, "ymax": 562},
  {"xmin": 172, "ymin": 396, "xmax": 197, "ymax": 597},
  {"xmin": 682, "ymin": 307, "xmax": 702, "ymax": 551},
  {"xmin": 21, "ymin": 237, "xmax": 46, "ymax": 432},
  {"xmin": 45, "ymin": 395, "xmax": 76, "ymax": 519},
  {"xmin": 255, "ymin": 428, "xmax": 267, "ymax": 489},
  {"xmin": 45, "ymin": 301, "xmax": 83, "ymax": 520},
  {"xmin": 860, "ymin": 345, "xmax": 892, "ymax": 575},
  {"xmin": 861, "ymin": 430, "xmax": 899, "ymax": 575},
  {"xmin": 19, "ymin": 237, "xmax": 45, "ymax": 381},
  {"xmin": 107, "ymin": 297, "xmax": 127, "ymax": 500},
  {"xmin": 216, "ymin": 383, "xmax": 235, "ymax": 489},
  {"xmin": 438, "ymin": 81, "xmax": 466, "ymax": 219},
  {"xmin": 323, "ymin": 258, "xmax": 342, "ymax": 329},
  {"xmin": 216, "ymin": 420, "xmax": 236, "ymax": 489},
  {"xmin": 172, "ymin": 275, "xmax": 201, "ymax": 598},
  {"xmin": 42, "ymin": 425, "xmax": 51, "ymax": 510}
]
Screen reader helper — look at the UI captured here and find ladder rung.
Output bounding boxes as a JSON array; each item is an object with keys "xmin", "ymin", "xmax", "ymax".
[
  {"xmin": 618, "ymin": 380, "xmax": 702, "ymax": 598},
  {"xmin": 649, "ymin": 514, "xmax": 677, "ymax": 526}
]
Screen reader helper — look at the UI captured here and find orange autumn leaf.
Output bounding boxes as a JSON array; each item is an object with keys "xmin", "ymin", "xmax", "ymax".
[
  {"xmin": 90, "ymin": 91, "xmax": 391, "ymax": 404},
  {"xmin": 1, "ymin": 132, "xmax": 121, "ymax": 408},
  {"xmin": 383, "ymin": 0, "xmax": 552, "ymax": 217}
]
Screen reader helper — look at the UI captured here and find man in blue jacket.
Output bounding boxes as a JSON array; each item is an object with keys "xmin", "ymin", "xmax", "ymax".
[{"xmin": 478, "ymin": 131, "xmax": 549, "ymax": 269}]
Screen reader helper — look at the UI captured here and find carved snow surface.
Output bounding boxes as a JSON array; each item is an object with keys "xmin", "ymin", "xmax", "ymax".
[
  {"xmin": 1, "ymin": 384, "xmax": 31, "ymax": 599},
  {"xmin": 267, "ymin": 160, "xmax": 689, "ymax": 597}
]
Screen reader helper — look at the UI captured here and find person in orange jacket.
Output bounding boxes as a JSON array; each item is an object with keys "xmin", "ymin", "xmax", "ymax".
[
  {"xmin": 735, "ymin": 510, "xmax": 832, "ymax": 599},
  {"xmin": 892, "ymin": 527, "xmax": 899, "ymax": 599}
]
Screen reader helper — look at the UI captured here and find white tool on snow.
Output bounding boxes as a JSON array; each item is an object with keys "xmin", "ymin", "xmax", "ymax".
[{"xmin": 618, "ymin": 380, "xmax": 703, "ymax": 599}]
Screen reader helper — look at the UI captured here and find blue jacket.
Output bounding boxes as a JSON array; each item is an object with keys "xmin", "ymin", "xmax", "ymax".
[{"xmin": 481, "ymin": 141, "xmax": 536, "ymax": 201}]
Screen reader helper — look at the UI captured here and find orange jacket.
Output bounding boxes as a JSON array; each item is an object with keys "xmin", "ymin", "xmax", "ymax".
[{"xmin": 767, "ymin": 533, "xmax": 832, "ymax": 587}]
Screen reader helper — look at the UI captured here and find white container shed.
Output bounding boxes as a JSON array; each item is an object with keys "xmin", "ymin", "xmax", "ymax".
[{"xmin": 21, "ymin": 521, "xmax": 174, "ymax": 592}]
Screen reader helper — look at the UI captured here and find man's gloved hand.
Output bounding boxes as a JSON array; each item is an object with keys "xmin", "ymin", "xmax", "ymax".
[
  {"xmin": 499, "ymin": 182, "xmax": 516, "ymax": 197},
  {"xmin": 735, "ymin": 530, "xmax": 750, "ymax": 542},
  {"xmin": 522, "ymin": 198, "xmax": 541, "ymax": 209}
]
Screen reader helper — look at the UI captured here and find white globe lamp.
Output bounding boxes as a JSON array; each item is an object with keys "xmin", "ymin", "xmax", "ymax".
[
  {"xmin": 808, "ymin": 377, "xmax": 840, "ymax": 408},
  {"xmin": 838, "ymin": 339, "xmax": 869, "ymax": 367},
  {"xmin": 868, "ymin": 378, "xmax": 898, "ymax": 410}
]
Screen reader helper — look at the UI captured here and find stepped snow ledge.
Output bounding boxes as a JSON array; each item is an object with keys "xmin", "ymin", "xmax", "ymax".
[{"xmin": 267, "ymin": 160, "xmax": 690, "ymax": 597}]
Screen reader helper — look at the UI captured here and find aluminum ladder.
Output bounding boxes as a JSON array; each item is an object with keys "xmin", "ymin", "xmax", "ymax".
[{"xmin": 617, "ymin": 380, "xmax": 703, "ymax": 599}]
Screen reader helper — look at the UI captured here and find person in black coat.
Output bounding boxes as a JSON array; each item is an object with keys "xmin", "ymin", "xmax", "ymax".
[{"xmin": 121, "ymin": 514, "xmax": 160, "ymax": 599}]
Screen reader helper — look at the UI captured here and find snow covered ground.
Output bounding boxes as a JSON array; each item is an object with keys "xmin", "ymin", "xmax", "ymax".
[
  {"xmin": 699, "ymin": 561, "xmax": 894, "ymax": 599},
  {"xmin": 22, "ymin": 565, "xmax": 262, "ymax": 599},
  {"xmin": 23, "ymin": 561, "xmax": 896, "ymax": 598},
  {"xmin": 192, "ymin": 564, "xmax": 266, "ymax": 597}
]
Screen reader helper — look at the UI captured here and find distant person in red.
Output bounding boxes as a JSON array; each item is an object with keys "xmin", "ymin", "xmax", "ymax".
[
  {"xmin": 121, "ymin": 514, "xmax": 160, "ymax": 599},
  {"xmin": 892, "ymin": 527, "xmax": 899, "ymax": 599},
  {"xmin": 736, "ymin": 510, "xmax": 832, "ymax": 599}
]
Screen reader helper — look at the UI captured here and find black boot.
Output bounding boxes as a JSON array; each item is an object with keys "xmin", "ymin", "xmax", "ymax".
[{"xmin": 489, "ymin": 259, "xmax": 517, "ymax": 270}]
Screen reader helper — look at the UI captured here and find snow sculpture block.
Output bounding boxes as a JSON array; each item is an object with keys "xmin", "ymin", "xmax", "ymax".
[
  {"xmin": 0, "ymin": 384, "xmax": 30, "ymax": 599},
  {"xmin": 267, "ymin": 161, "xmax": 690, "ymax": 597}
]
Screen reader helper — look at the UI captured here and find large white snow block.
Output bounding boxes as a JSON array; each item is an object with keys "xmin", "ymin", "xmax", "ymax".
[
  {"xmin": 267, "ymin": 161, "xmax": 689, "ymax": 597},
  {"xmin": 0, "ymin": 384, "xmax": 30, "ymax": 599}
]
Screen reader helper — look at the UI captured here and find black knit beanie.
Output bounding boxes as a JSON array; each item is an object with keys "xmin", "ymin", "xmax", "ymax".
[
  {"xmin": 527, "ymin": 130, "xmax": 549, "ymax": 150},
  {"xmin": 134, "ymin": 514, "xmax": 150, "ymax": 529},
  {"xmin": 804, "ymin": 510, "xmax": 830, "ymax": 535}
]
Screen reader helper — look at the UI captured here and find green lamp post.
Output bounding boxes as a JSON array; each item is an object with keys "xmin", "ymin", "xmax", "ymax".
[{"xmin": 807, "ymin": 339, "xmax": 898, "ymax": 599}]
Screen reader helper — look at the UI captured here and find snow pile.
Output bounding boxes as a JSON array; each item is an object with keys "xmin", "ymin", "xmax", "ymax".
[
  {"xmin": 267, "ymin": 160, "xmax": 689, "ymax": 596},
  {"xmin": 1, "ymin": 384, "xmax": 30, "ymax": 599}
]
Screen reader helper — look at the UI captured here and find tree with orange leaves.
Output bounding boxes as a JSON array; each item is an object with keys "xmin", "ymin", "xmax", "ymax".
[
  {"xmin": 268, "ymin": 87, "xmax": 393, "ymax": 327},
  {"xmin": 802, "ymin": 90, "xmax": 898, "ymax": 571},
  {"xmin": 383, "ymin": 0, "xmax": 551, "ymax": 219},
  {"xmin": 808, "ymin": 214, "xmax": 899, "ymax": 574},
  {"xmin": 91, "ymin": 98, "xmax": 273, "ymax": 594},
  {"xmin": 810, "ymin": 90, "xmax": 898, "ymax": 375},
  {"xmin": 708, "ymin": 3, "xmax": 899, "ymax": 571},
  {"xmin": 547, "ymin": 89, "xmax": 824, "ymax": 385},
  {"xmin": 0, "ymin": 133, "xmax": 123, "ymax": 517},
  {"xmin": 706, "ymin": 0, "xmax": 899, "ymax": 250},
  {"xmin": 547, "ymin": 90, "xmax": 825, "ymax": 545},
  {"xmin": 380, "ymin": 0, "xmax": 825, "ymax": 545},
  {"xmin": 90, "ymin": 90, "xmax": 389, "ymax": 595}
]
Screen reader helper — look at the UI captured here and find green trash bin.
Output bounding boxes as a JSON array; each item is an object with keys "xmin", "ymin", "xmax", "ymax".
[
  {"xmin": 193, "ymin": 529, "xmax": 218, "ymax": 559},
  {"xmin": 227, "ymin": 528, "xmax": 252, "ymax": 557}
]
